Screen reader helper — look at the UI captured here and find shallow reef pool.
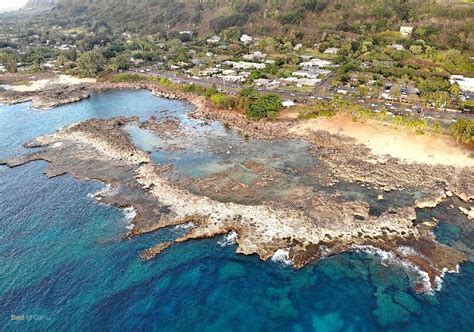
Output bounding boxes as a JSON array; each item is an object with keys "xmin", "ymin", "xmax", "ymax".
[{"xmin": 1, "ymin": 90, "xmax": 473, "ymax": 331}]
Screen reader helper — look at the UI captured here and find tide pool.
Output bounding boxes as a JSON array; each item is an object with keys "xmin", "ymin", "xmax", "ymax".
[{"xmin": 1, "ymin": 90, "xmax": 473, "ymax": 331}]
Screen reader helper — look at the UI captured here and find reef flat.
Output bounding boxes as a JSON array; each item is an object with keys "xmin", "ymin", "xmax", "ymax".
[{"xmin": 1, "ymin": 109, "xmax": 471, "ymax": 294}]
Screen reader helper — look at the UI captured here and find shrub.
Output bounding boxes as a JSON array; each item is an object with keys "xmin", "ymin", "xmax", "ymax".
[
  {"xmin": 111, "ymin": 73, "xmax": 144, "ymax": 82},
  {"xmin": 450, "ymin": 119, "xmax": 474, "ymax": 144},
  {"xmin": 209, "ymin": 93, "xmax": 232, "ymax": 108},
  {"xmin": 247, "ymin": 94, "xmax": 282, "ymax": 119},
  {"xmin": 464, "ymin": 101, "xmax": 474, "ymax": 111}
]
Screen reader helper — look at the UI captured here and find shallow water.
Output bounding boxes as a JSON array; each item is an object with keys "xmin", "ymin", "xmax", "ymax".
[{"xmin": 1, "ymin": 90, "xmax": 473, "ymax": 331}]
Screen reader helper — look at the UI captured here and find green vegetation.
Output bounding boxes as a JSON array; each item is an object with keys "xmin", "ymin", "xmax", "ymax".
[
  {"xmin": 110, "ymin": 73, "xmax": 144, "ymax": 83},
  {"xmin": 108, "ymin": 74, "xmax": 282, "ymax": 119},
  {"xmin": 0, "ymin": 52, "xmax": 18, "ymax": 73},
  {"xmin": 450, "ymin": 119, "xmax": 474, "ymax": 144},
  {"xmin": 464, "ymin": 101, "xmax": 474, "ymax": 111},
  {"xmin": 247, "ymin": 94, "xmax": 282, "ymax": 119},
  {"xmin": 76, "ymin": 50, "xmax": 106, "ymax": 76}
]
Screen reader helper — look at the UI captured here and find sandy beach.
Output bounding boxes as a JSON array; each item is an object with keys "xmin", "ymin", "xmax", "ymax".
[{"xmin": 289, "ymin": 114, "xmax": 474, "ymax": 168}]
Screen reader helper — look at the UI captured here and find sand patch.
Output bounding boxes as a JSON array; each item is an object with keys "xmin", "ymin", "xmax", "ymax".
[
  {"xmin": 9, "ymin": 75, "xmax": 96, "ymax": 92},
  {"xmin": 289, "ymin": 114, "xmax": 474, "ymax": 168}
]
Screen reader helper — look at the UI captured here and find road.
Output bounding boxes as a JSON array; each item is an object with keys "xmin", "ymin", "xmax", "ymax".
[{"xmin": 134, "ymin": 69, "xmax": 473, "ymax": 123}]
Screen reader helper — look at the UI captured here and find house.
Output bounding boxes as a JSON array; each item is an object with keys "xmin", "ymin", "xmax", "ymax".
[
  {"xmin": 240, "ymin": 34, "xmax": 253, "ymax": 44},
  {"xmin": 295, "ymin": 78, "xmax": 321, "ymax": 86},
  {"xmin": 57, "ymin": 44, "xmax": 70, "ymax": 51},
  {"xmin": 254, "ymin": 78, "xmax": 271, "ymax": 86},
  {"xmin": 300, "ymin": 58, "xmax": 333, "ymax": 68},
  {"xmin": 207, "ymin": 35, "xmax": 221, "ymax": 44},
  {"xmin": 389, "ymin": 44, "xmax": 405, "ymax": 51},
  {"xmin": 400, "ymin": 26, "xmax": 413, "ymax": 37},
  {"xmin": 222, "ymin": 69, "xmax": 237, "ymax": 76},
  {"xmin": 223, "ymin": 61, "xmax": 266, "ymax": 70},
  {"xmin": 450, "ymin": 75, "xmax": 474, "ymax": 92},
  {"xmin": 243, "ymin": 51, "xmax": 266, "ymax": 61},
  {"xmin": 292, "ymin": 70, "xmax": 319, "ymax": 79},
  {"xmin": 324, "ymin": 47, "xmax": 339, "ymax": 55},
  {"xmin": 282, "ymin": 100, "xmax": 296, "ymax": 108}
]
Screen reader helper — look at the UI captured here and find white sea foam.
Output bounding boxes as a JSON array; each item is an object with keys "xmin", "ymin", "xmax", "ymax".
[
  {"xmin": 174, "ymin": 222, "xmax": 195, "ymax": 231},
  {"xmin": 217, "ymin": 231, "xmax": 238, "ymax": 247},
  {"xmin": 87, "ymin": 184, "xmax": 114, "ymax": 201},
  {"xmin": 351, "ymin": 245, "xmax": 435, "ymax": 294},
  {"xmin": 123, "ymin": 206, "xmax": 137, "ymax": 230},
  {"xmin": 271, "ymin": 249, "xmax": 293, "ymax": 266}
]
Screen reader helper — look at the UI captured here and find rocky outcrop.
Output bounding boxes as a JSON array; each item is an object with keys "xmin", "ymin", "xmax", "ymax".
[
  {"xmin": 0, "ymin": 84, "xmax": 91, "ymax": 109},
  {"xmin": 1, "ymin": 116, "xmax": 468, "ymax": 294}
]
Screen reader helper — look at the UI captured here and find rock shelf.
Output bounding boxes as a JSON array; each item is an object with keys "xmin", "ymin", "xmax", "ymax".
[{"xmin": 1, "ymin": 115, "xmax": 469, "ymax": 294}]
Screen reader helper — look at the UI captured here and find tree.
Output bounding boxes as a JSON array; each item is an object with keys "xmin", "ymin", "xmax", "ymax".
[
  {"xmin": 390, "ymin": 85, "xmax": 401, "ymax": 101},
  {"xmin": 409, "ymin": 45, "xmax": 423, "ymax": 55},
  {"xmin": 56, "ymin": 54, "xmax": 68, "ymax": 67},
  {"xmin": 450, "ymin": 83, "xmax": 461, "ymax": 105},
  {"xmin": 1, "ymin": 53, "xmax": 17, "ymax": 73},
  {"xmin": 247, "ymin": 94, "xmax": 282, "ymax": 119},
  {"xmin": 450, "ymin": 119, "xmax": 473, "ymax": 144},
  {"xmin": 76, "ymin": 50, "xmax": 106, "ymax": 76},
  {"xmin": 425, "ymin": 91, "xmax": 451, "ymax": 111},
  {"xmin": 106, "ymin": 54, "xmax": 130, "ymax": 72}
]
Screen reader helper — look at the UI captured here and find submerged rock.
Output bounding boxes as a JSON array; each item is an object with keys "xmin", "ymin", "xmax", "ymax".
[{"xmin": 1, "ymin": 113, "xmax": 468, "ymax": 295}]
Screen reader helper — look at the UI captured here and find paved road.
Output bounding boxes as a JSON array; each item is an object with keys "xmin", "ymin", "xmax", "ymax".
[{"xmin": 135, "ymin": 69, "xmax": 473, "ymax": 122}]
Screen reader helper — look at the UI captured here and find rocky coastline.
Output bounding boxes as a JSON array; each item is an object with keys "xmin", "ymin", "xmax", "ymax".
[
  {"xmin": 1, "ymin": 112, "xmax": 470, "ymax": 294},
  {"xmin": 1, "ymin": 79, "xmax": 472, "ymax": 293}
]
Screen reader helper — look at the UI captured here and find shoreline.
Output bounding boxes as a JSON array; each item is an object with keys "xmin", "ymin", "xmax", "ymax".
[{"xmin": 0, "ymin": 103, "xmax": 471, "ymax": 294}]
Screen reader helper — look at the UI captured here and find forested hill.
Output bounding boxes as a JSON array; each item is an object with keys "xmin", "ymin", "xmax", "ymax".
[{"xmin": 28, "ymin": 0, "xmax": 474, "ymax": 51}]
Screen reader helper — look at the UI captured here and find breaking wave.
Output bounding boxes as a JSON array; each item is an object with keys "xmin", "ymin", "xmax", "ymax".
[
  {"xmin": 351, "ymin": 245, "xmax": 435, "ymax": 294},
  {"xmin": 123, "ymin": 206, "xmax": 137, "ymax": 230},
  {"xmin": 174, "ymin": 222, "xmax": 195, "ymax": 231},
  {"xmin": 271, "ymin": 249, "xmax": 292, "ymax": 266},
  {"xmin": 217, "ymin": 231, "xmax": 238, "ymax": 247},
  {"xmin": 87, "ymin": 184, "xmax": 113, "ymax": 200}
]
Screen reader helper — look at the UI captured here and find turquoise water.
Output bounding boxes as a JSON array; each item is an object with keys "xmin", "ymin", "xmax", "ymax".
[{"xmin": 1, "ymin": 90, "xmax": 473, "ymax": 331}]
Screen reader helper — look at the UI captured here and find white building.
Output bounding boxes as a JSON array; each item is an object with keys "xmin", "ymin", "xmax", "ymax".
[
  {"xmin": 223, "ymin": 61, "xmax": 266, "ymax": 70},
  {"xmin": 292, "ymin": 70, "xmax": 319, "ymax": 79},
  {"xmin": 254, "ymin": 79, "xmax": 271, "ymax": 86},
  {"xmin": 450, "ymin": 75, "xmax": 474, "ymax": 93},
  {"xmin": 243, "ymin": 51, "xmax": 267, "ymax": 61},
  {"xmin": 282, "ymin": 100, "xmax": 296, "ymax": 108},
  {"xmin": 240, "ymin": 34, "xmax": 253, "ymax": 44},
  {"xmin": 207, "ymin": 35, "xmax": 221, "ymax": 44},
  {"xmin": 222, "ymin": 69, "xmax": 237, "ymax": 76},
  {"xmin": 389, "ymin": 44, "xmax": 405, "ymax": 51},
  {"xmin": 300, "ymin": 58, "xmax": 333, "ymax": 68},
  {"xmin": 400, "ymin": 26, "xmax": 413, "ymax": 37},
  {"xmin": 324, "ymin": 48, "xmax": 339, "ymax": 55}
]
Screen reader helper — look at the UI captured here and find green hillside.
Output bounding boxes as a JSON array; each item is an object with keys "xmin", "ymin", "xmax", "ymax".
[{"xmin": 41, "ymin": 0, "xmax": 473, "ymax": 51}]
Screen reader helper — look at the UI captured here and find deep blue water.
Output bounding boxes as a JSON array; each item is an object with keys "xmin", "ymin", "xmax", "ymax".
[{"xmin": 1, "ymin": 90, "xmax": 473, "ymax": 331}]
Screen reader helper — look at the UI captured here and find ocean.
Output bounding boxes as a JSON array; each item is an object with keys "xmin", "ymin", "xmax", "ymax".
[{"xmin": 1, "ymin": 90, "xmax": 473, "ymax": 331}]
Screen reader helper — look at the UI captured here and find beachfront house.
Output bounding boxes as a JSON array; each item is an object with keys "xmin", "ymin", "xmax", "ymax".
[
  {"xmin": 240, "ymin": 34, "xmax": 253, "ymax": 44},
  {"xmin": 207, "ymin": 35, "xmax": 221, "ymax": 44},
  {"xmin": 324, "ymin": 48, "xmax": 339, "ymax": 55},
  {"xmin": 400, "ymin": 26, "xmax": 413, "ymax": 37},
  {"xmin": 450, "ymin": 75, "xmax": 474, "ymax": 93},
  {"xmin": 282, "ymin": 100, "xmax": 296, "ymax": 108}
]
